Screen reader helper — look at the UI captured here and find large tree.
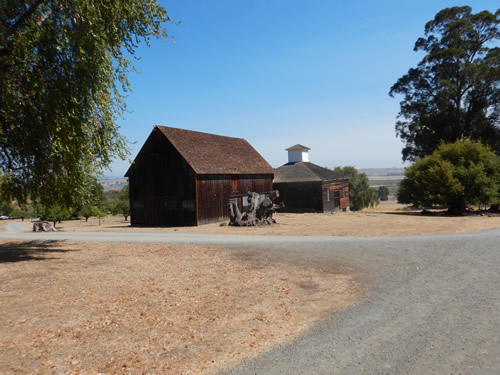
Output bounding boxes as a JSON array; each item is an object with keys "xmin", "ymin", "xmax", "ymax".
[
  {"xmin": 398, "ymin": 140, "xmax": 500, "ymax": 214},
  {"xmin": 389, "ymin": 6, "xmax": 499, "ymax": 162},
  {"xmin": 0, "ymin": 1, "xmax": 174, "ymax": 206}
]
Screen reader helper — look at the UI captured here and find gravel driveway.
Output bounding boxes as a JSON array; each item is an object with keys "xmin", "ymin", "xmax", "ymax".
[{"xmin": 1, "ymin": 228, "xmax": 499, "ymax": 374}]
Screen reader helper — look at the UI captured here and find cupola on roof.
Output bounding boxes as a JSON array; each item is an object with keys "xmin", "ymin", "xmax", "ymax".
[{"xmin": 286, "ymin": 144, "xmax": 310, "ymax": 163}]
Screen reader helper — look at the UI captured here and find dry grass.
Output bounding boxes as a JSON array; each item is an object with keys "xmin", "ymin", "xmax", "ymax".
[
  {"xmin": 1, "ymin": 202, "xmax": 498, "ymax": 374},
  {"xmin": 0, "ymin": 241, "xmax": 358, "ymax": 375},
  {"xmin": 11, "ymin": 201, "xmax": 497, "ymax": 237}
]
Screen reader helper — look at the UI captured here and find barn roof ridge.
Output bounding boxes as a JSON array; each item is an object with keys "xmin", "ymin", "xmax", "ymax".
[
  {"xmin": 150, "ymin": 125, "xmax": 274, "ymax": 175},
  {"xmin": 154, "ymin": 125, "xmax": 247, "ymax": 142},
  {"xmin": 286, "ymin": 144, "xmax": 310, "ymax": 151},
  {"xmin": 273, "ymin": 161, "xmax": 348, "ymax": 183}
]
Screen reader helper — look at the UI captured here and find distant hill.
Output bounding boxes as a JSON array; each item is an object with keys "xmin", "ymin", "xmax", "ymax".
[
  {"xmin": 98, "ymin": 177, "xmax": 128, "ymax": 191},
  {"xmin": 357, "ymin": 168, "xmax": 405, "ymax": 176}
]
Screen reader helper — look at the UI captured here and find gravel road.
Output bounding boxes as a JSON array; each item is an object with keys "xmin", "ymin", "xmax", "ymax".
[{"xmin": 1, "ymin": 227, "xmax": 499, "ymax": 374}]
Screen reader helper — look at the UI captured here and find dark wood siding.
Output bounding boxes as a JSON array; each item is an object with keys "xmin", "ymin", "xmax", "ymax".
[
  {"xmin": 322, "ymin": 183, "xmax": 336, "ymax": 213},
  {"xmin": 128, "ymin": 129, "xmax": 196, "ymax": 226},
  {"xmin": 274, "ymin": 182, "xmax": 323, "ymax": 212},
  {"xmin": 197, "ymin": 174, "xmax": 273, "ymax": 224},
  {"xmin": 321, "ymin": 181, "xmax": 349, "ymax": 212},
  {"xmin": 340, "ymin": 185, "xmax": 349, "ymax": 209},
  {"xmin": 274, "ymin": 181, "xmax": 349, "ymax": 213},
  {"xmin": 127, "ymin": 127, "xmax": 273, "ymax": 226}
]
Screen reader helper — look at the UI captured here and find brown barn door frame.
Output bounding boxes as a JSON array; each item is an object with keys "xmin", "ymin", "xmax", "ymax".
[{"xmin": 231, "ymin": 175, "xmax": 238, "ymax": 193}]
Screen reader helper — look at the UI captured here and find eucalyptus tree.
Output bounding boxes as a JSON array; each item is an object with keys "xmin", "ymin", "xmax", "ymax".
[
  {"xmin": 0, "ymin": 1, "xmax": 174, "ymax": 206},
  {"xmin": 389, "ymin": 6, "xmax": 499, "ymax": 162}
]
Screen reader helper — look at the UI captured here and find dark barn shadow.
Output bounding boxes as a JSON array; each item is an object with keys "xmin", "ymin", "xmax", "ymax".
[{"xmin": 0, "ymin": 240, "xmax": 74, "ymax": 263}]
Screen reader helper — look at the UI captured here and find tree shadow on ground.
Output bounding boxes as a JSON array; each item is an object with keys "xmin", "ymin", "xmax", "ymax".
[
  {"xmin": 380, "ymin": 210, "xmax": 445, "ymax": 217},
  {"xmin": 381, "ymin": 209, "xmax": 493, "ymax": 217},
  {"xmin": 0, "ymin": 240, "xmax": 74, "ymax": 263}
]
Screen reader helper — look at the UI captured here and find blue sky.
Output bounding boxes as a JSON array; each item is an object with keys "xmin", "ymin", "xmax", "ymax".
[{"xmin": 108, "ymin": 0, "xmax": 498, "ymax": 178}]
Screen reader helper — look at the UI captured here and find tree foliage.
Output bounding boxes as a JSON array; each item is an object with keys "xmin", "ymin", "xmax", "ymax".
[
  {"xmin": 377, "ymin": 186, "xmax": 390, "ymax": 201},
  {"xmin": 0, "ymin": 0, "xmax": 174, "ymax": 206},
  {"xmin": 37, "ymin": 204, "xmax": 72, "ymax": 227},
  {"xmin": 333, "ymin": 166, "xmax": 378, "ymax": 211},
  {"xmin": 389, "ymin": 6, "xmax": 500, "ymax": 162},
  {"xmin": 0, "ymin": 201, "xmax": 13, "ymax": 216},
  {"xmin": 398, "ymin": 140, "xmax": 500, "ymax": 214},
  {"xmin": 77, "ymin": 177, "xmax": 107, "ymax": 221},
  {"xmin": 10, "ymin": 205, "xmax": 34, "ymax": 221},
  {"xmin": 109, "ymin": 185, "xmax": 130, "ymax": 221}
]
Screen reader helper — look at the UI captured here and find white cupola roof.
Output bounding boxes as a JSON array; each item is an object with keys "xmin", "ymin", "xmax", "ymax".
[{"xmin": 286, "ymin": 144, "xmax": 310, "ymax": 163}]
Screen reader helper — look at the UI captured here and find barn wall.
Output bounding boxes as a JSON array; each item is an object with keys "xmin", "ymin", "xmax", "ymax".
[
  {"xmin": 273, "ymin": 182, "xmax": 323, "ymax": 212},
  {"xmin": 128, "ymin": 129, "xmax": 196, "ymax": 226},
  {"xmin": 273, "ymin": 180, "xmax": 349, "ymax": 213},
  {"xmin": 340, "ymin": 185, "xmax": 349, "ymax": 210},
  {"xmin": 322, "ymin": 181, "xmax": 350, "ymax": 212},
  {"xmin": 197, "ymin": 174, "xmax": 273, "ymax": 225}
]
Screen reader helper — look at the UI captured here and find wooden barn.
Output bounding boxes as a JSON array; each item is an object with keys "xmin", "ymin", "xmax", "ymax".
[
  {"xmin": 273, "ymin": 145, "xmax": 349, "ymax": 212},
  {"xmin": 125, "ymin": 126, "xmax": 274, "ymax": 226}
]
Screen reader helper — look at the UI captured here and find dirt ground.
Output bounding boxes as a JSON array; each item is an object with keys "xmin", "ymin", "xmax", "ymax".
[
  {"xmin": 11, "ymin": 201, "xmax": 498, "ymax": 237},
  {"xmin": 0, "ymin": 241, "xmax": 357, "ymax": 375},
  {"xmin": 1, "ymin": 202, "xmax": 499, "ymax": 374}
]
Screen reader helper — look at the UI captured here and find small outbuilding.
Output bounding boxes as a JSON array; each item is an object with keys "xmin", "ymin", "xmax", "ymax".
[
  {"xmin": 125, "ymin": 126, "xmax": 274, "ymax": 226},
  {"xmin": 273, "ymin": 145, "xmax": 349, "ymax": 212}
]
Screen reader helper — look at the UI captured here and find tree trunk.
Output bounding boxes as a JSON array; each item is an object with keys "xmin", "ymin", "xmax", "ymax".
[
  {"xmin": 447, "ymin": 198, "xmax": 466, "ymax": 215},
  {"xmin": 229, "ymin": 191, "xmax": 282, "ymax": 226},
  {"xmin": 33, "ymin": 221, "xmax": 57, "ymax": 232}
]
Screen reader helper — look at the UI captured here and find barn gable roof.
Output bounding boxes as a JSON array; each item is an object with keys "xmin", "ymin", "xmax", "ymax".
[
  {"xmin": 286, "ymin": 144, "xmax": 310, "ymax": 151},
  {"xmin": 128, "ymin": 125, "xmax": 274, "ymax": 175},
  {"xmin": 273, "ymin": 162, "xmax": 347, "ymax": 183}
]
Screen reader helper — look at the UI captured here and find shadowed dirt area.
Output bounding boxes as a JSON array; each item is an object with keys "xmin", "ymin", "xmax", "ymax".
[{"xmin": 0, "ymin": 241, "xmax": 358, "ymax": 374}]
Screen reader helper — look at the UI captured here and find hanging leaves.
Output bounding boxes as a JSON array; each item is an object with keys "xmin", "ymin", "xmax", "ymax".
[{"xmin": 0, "ymin": 0, "xmax": 175, "ymax": 206}]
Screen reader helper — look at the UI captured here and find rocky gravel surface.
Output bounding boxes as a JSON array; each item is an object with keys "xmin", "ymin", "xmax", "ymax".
[{"xmin": 224, "ymin": 230, "xmax": 500, "ymax": 375}]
